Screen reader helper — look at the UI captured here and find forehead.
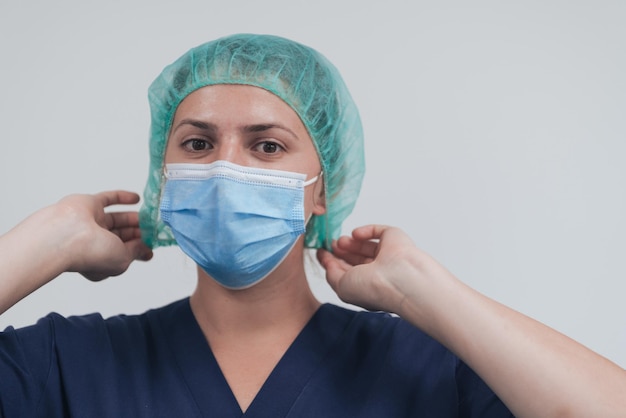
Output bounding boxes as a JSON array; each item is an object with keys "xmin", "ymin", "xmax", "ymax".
[{"xmin": 172, "ymin": 84, "xmax": 307, "ymax": 130}]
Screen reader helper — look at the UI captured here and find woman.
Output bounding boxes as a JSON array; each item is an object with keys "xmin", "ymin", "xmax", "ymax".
[{"xmin": 1, "ymin": 34, "xmax": 625, "ymax": 417}]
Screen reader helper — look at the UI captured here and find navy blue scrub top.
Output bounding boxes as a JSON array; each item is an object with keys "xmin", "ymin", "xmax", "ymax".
[{"xmin": 0, "ymin": 299, "xmax": 513, "ymax": 417}]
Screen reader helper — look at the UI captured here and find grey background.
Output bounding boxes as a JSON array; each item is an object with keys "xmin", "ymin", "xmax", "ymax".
[{"xmin": 1, "ymin": 1, "xmax": 625, "ymax": 367}]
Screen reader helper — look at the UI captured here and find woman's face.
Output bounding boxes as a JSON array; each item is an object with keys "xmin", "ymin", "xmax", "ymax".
[{"xmin": 164, "ymin": 84, "xmax": 325, "ymax": 216}]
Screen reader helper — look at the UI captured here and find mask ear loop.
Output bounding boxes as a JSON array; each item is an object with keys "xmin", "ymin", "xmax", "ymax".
[{"xmin": 303, "ymin": 171, "xmax": 323, "ymax": 187}]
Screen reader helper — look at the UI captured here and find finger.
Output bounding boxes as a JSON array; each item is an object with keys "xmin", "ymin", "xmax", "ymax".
[
  {"xmin": 351, "ymin": 224, "xmax": 391, "ymax": 241},
  {"xmin": 335, "ymin": 235, "xmax": 378, "ymax": 259},
  {"xmin": 110, "ymin": 226, "xmax": 142, "ymax": 242},
  {"xmin": 318, "ymin": 248, "xmax": 353, "ymax": 271},
  {"xmin": 316, "ymin": 248, "xmax": 349, "ymax": 288},
  {"xmin": 352, "ymin": 225, "xmax": 416, "ymax": 250},
  {"xmin": 96, "ymin": 190, "xmax": 141, "ymax": 208},
  {"xmin": 316, "ymin": 248, "xmax": 338, "ymax": 271},
  {"xmin": 81, "ymin": 239, "xmax": 152, "ymax": 282},
  {"xmin": 331, "ymin": 239, "xmax": 376, "ymax": 266},
  {"xmin": 104, "ymin": 211, "xmax": 140, "ymax": 230}
]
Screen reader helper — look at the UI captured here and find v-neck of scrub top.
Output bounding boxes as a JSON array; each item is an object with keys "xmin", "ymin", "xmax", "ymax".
[{"xmin": 157, "ymin": 299, "xmax": 350, "ymax": 418}]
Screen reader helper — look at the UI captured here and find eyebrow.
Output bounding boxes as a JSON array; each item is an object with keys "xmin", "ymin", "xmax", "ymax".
[
  {"xmin": 243, "ymin": 123, "xmax": 299, "ymax": 140},
  {"xmin": 172, "ymin": 119, "xmax": 299, "ymax": 140},
  {"xmin": 172, "ymin": 119, "xmax": 217, "ymax": 133}
]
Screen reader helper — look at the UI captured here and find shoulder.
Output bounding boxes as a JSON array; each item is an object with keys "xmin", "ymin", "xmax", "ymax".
[
  {"xmin": 320, "ymin": 304, "xmax": 457, "ymax": 371},
  {"xmin": 2, "ymin": 298, "xmax": 190, "ymax": 355},
  {"xmin": 0, "ymin": 299, "xmax": 198, "ymax": 417},
  {"xmin": 322, "ymin": 303, "xmax": 449, "ymax": 351},
  {"xmin": 2, "ymin": 298, "xmax": 192, "ymax": 385}
]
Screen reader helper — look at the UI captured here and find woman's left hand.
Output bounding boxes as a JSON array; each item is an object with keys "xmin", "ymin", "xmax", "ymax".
[{"xmin": 316, "ymin": 224, "xmax": 426, "ymax": 314}]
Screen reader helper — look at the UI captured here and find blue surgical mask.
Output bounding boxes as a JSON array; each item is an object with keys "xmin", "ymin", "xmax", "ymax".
[{"xmin": 159, "ymin": 160, "xmax": 319, "ymax": 289}]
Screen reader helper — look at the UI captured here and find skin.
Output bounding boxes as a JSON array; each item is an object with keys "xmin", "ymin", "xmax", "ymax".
[
  {"xmin": 165, "ymin": 85, "xmax": 326, "ymax": 410},
  {"xmin": 1, "ymin": 84, "xmax": 625, "ymax": 416}
]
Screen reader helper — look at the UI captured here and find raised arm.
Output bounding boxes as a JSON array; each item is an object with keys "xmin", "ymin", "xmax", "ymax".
[
  {"xmin": 317, "ymin": 225, "xmax": 626, "ymax": 418},
  {"xmin": 0, "ymin": 191, "xmax": 153, "ymax": 315}
]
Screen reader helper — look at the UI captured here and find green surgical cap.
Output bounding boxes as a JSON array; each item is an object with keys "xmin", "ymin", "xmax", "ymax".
[{"xmin": 139, "ymin": 33, "xmax": 365, "ymax": 250}]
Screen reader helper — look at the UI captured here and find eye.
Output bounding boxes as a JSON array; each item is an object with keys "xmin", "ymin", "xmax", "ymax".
[
  {"xmin": 255, "ymin": 141, "xmax": 283, "ymax": 154},
  {"xmin": 182, "ymin": 138, "xmax": 212, "ymax": 152}
]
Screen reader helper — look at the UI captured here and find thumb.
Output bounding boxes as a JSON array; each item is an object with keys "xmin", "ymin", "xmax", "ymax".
[
  {"xmin": 316, "ymin": 248, "xmax": 346, "ymax": 291},
  {"xmin": 126, "ymin": 239, "xmax": 154, "ymax": 262}
]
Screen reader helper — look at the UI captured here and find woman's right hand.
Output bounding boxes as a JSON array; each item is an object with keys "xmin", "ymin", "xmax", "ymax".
[
  {"xmin": 58, "ymin": 191, "xmax": 153, "ymax": 281},
  {"xmin": 0, "ymin": 190, "xmax": 152, "ymax": 314}
]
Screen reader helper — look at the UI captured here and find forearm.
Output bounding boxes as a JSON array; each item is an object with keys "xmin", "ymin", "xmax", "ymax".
[
  {"xmin": 0, "ymin": 205, "xmax": 72, "ymax": 314},
  {"xmin": 397, "ymin": 260, "xmax": 626, "ymax": 417}
]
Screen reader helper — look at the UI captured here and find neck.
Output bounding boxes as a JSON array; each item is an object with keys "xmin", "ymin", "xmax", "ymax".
[{"xmin": 189, "ymin": 245, "xmax": 320, "ymax": 341}]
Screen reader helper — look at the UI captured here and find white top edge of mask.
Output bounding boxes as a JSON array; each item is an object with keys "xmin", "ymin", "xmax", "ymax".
[{"xmin": 164, "ymin": 160, "xmax": 309, "ymax": 188}]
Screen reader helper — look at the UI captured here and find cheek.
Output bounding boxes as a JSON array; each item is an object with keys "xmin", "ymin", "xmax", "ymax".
[
  {"xmin": 162, "ymin": 139, "xmax": 176, "ymax": 164},
  {"xmin": 301, "ymin": 143, "xmax": 322, "ymax": 175}
]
